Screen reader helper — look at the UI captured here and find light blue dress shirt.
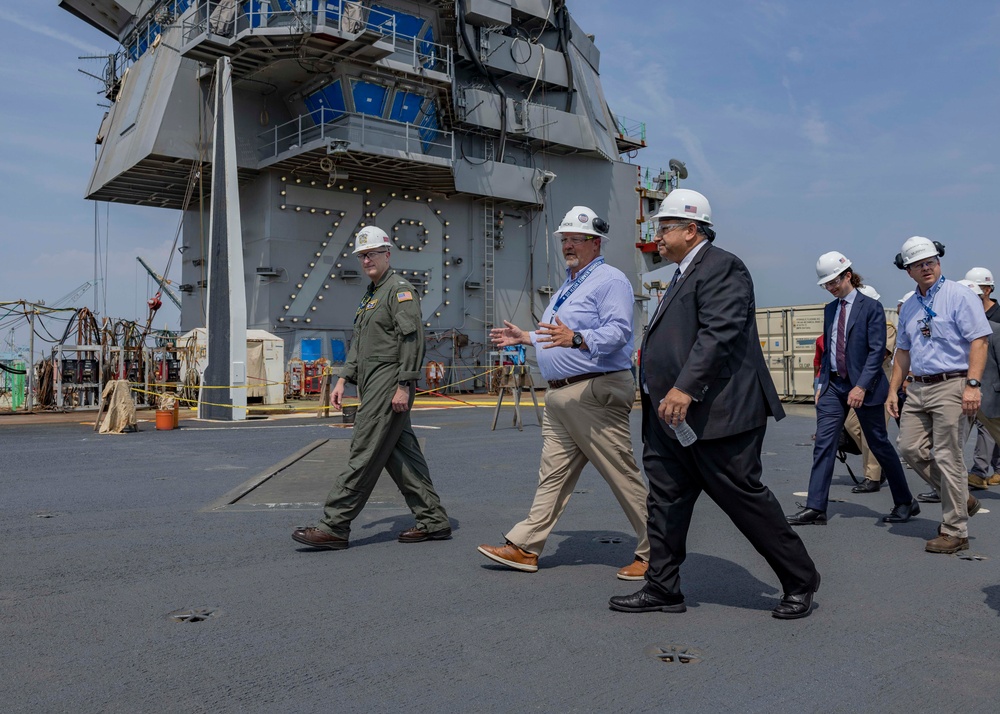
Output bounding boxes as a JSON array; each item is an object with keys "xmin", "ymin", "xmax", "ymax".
[
  {"xmin": 897, "ymin": 277, "xmax": 992, "ymax": 375},
  {"xmin": 530, "ymin": 260, "xmax": 635, "ymax": 382}
]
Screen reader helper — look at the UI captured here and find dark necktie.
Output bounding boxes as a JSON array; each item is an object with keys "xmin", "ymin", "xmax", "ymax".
[
  {"xmin": 666, "ymin": 268, "xmax": 682, "ymax": 296},
  {"xmin": 836, "ymin": 299, "xmax": 848, "ymax": 377},
  {"xmin": 652, "ymin": 268, "xmax": 682, "ymax": 325}
]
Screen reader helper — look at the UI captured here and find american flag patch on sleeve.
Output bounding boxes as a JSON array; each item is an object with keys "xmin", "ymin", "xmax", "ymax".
[{"xmin": 396, "ymin": 290, "xmax": 413, "ymax": 302}]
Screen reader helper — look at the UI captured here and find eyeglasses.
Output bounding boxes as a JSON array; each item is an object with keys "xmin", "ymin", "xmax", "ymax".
[
  {"xmin": 822, "ymin": 273, "xmax": 848, "ymax": 289},
  {"xmin": 559, "ymin": 235, "xmax": 595, "ymax": 245},
  {"xmin": 654, "ymin": 222, "xmax": 692, "ymax": 238},
  {"xmin": 906, "ymin": 258, "xmax": 939, "ymax": 271},
  {"xmin": 357, "ymin": 249, "xmax": 388, "ymax": 262}
]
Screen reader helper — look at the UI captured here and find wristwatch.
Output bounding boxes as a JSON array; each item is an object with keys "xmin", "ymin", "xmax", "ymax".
[
  {"xmin": 571, "ymin": 332, "xmax": 584, "ymax": 349},
  {"xmin": 967, "ymin": 379, "xmax": 982, "ymax": 388}
]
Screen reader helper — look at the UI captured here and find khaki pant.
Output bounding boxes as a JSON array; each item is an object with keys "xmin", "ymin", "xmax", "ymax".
[
  {"xmin": 898, "ymin": 379, "xmax": 969, "ymax": 537},
  {"xmin": 844, "ymin": 408, "xmax": 891, "ymax": 482},
  {"xmin": 506, "ymin": 371, "xmax": 650, "ymax": 559}
]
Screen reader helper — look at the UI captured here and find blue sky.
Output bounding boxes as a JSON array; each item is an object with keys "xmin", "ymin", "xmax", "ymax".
[{"xmin": 2, "ymin": 1, "xmax": 999, "ymax": 351}]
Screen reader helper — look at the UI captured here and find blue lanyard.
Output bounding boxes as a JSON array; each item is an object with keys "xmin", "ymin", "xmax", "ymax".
[
  {"xmin": 551, "ymin": 258, "xmax": 604, "ymax": 314},
  {"xmin": 916, "ymin": 275, "xmax": 945, "ymax": 320}
]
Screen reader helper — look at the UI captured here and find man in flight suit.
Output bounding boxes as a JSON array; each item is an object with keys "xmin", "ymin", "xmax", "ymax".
[{"xmin": 292, "ymin": 226, "xmax": 451, "ymax": 549}]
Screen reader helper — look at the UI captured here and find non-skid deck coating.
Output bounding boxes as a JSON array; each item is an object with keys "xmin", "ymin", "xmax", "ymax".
[
  {"xmin": 0, "ymin": 406, "xmax": 997, "ymax": 713},
  {"xmin": 218, "ymin": 437, "xmax": 428, "ymax": 511}
]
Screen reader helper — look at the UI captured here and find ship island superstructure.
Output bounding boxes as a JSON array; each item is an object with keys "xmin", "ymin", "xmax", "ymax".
[{"xmin": 60, "ymin": 0, "xmax": 654, "ymax": 387}]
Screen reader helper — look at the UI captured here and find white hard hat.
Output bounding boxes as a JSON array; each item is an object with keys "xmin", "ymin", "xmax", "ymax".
[
  {"xmin": 553, "ymin": 205, "xmax": 609, "ymax": 238},
  {"xmin": 651, "ymin": 188, "xmax": 713, "ymax": 226},
  {"xmin": 965, "ymin": 267, "xmax": 995, "ymax": 287},
  {"xmin": 897, "ymin": 290, "xmax": 915, "ymax": 306},
  {"xmin": 958, "ymin": 279, "xmax": 984, "ymax": 296},
  {"xmin": 895, "ymin": 236, "xmax": 943, "ymax": 268},
  {"xmin": 857, "ymin": 284, "xmax": 880, "ymax": 301},
  {"xmin": 352, "ymin": 226, "xmax": 391, "ymax": 254},
  {"xmin": 816, "ymin": 251, "xmax": 853, "ymax": 285}
]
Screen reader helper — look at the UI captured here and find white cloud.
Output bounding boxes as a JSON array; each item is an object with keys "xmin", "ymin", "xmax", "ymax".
[
  {"xmin": 0, "ymin": 9, "xmax": 108, "ymax": 56},
  {"xmin": 786, "ymin": 47, "xmax": 804, "ymax": 63},
  {"xmin": 801, "ymin": 105, "xmax": 829, "ymax": 147}
]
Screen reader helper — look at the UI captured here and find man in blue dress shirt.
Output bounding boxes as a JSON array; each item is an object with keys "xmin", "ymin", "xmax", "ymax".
[
  {"xmin": 888, "ymin": 237, "xmax": 992, "ymax": 554},
  {"xmin": 477, "ymin": 206, "xmax": 650, "ymax": 581}
]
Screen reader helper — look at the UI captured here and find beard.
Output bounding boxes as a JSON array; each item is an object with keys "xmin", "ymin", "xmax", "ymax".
[{"xmin": 563, "ymin": 254, "xmax": 580, "ymax": 269}]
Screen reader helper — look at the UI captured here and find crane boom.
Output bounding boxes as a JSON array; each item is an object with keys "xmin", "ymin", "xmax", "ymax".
[
  {"xmin": 136, "ymin": 257, "xmax": 182, "ymax": 310},
  {"xmin": 51, "ymin": 280, "xmax": 100, "ymax": 308}
]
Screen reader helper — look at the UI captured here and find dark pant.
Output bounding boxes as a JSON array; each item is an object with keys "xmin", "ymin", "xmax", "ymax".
[
  {"xmin": 640, "ymin": 396, "xmax": 817, "ymax": 599},
  {"xmin": 807, "ymin": 376, "xmax": 913, "ymax": 512}
]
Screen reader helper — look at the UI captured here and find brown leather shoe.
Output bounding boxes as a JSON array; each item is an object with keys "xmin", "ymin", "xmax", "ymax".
[
  {"xmin": 925, "ymin": 533, "xmax": 969, "ymax": 554},
  {"xmin": 969, "ymin": 496, "xmax": 982, "ymax": 517},
  {"xmin": 398, "ymin": 526, "xmax": 453, "ymax": 543},
  {"xmin": 968, "ymin": 473, "xmax": 990, "ymax": 490},
  {"xmin": 989, "ymin": 473, "xmax": 1000, "ymax": 486},
  {"xmin": 477, "ymin": 542, "xmax": 538, "ymax": 572},
  {"xmin": 292, "ymin": 527, "xmax": 348, "ymax": 550},
  {"xmin": 616, "ymin": 557, "xmax": 649, "ymax": 581}
]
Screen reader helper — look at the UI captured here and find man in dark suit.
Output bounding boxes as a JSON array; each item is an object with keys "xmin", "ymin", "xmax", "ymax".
[
  {"xmin": 609, "ymin": 189, "xmax": 820, "ymax": 620},
  {"xmin": 974, "ymin": 321, "xmax": 1000, "ymax": 455},
  {"xmin": 786, "ymin": 254, "xmax": 918, "ymax": 525}
]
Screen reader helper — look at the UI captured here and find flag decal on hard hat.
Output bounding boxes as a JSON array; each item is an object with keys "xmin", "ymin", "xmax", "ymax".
[{"xmin": 684, "ymin": 205, "xmax": 697, "ymax": 214}]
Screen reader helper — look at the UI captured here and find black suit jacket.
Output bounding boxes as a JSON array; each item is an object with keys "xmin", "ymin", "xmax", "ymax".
[
  {"xmin": 817, "ymin": 292, "xmax": 889, "ymax": 406},
  {"xmin": 641, "ymin": 242, "xmax": 784, "ymax": 440}
]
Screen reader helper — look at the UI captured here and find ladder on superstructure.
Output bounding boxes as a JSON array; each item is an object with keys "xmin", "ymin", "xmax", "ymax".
[{"xmin": 483, "ymin": 138, "xmax": 496, "ymax": 351}]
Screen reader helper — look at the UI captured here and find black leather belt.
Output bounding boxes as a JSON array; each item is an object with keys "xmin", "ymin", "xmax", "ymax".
[
  {"xmin": 547, "ymin": 370, "xmax": 627, "ymax": 390},
  {"xmin": 910, "ymin": 371, "xmax": 967, "ymax": 384},
  {"xmin": 830, "ymin": 371, "xmax": 847, "ymax": 380}
]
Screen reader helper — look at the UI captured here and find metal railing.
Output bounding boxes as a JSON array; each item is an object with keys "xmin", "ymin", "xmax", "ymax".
[
  {"xmin": 180, "ymin": 1, "xmax": 453, "ymax": 76},
  {"xmin": 615, "ymin": 115, "xmax": 646, "ymax": 143},
  {"xmin": 258, "ymin": 107, "xmax": 454, "ymax": 163}
]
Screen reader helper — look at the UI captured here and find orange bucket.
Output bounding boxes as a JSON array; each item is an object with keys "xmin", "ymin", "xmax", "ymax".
[{"xmin": 155, "ymin": 409, "xmax": 175, "ymax": 430}]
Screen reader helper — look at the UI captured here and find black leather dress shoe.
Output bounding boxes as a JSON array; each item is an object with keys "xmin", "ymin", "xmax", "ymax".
[
  {"xmin": 292, "ymin": 527, "xmax": 349, "ymax": 550},
  {"xmin": 786, "ymin": 507, "xmax": 827, "ymax": 526},
  {"xmin": 916, "ymin": 489, "xmax": 941, "ymax": 503},
  {"xmin": 851, "ymin": 479, "xmax": 881, "ymax": 494},
  {"xmin": 397, "ymin": 526, "xmax": 453, "ymax": 543},
  {"xmin": 609, "ymin": 589, "xmax": 686, "ymax": 613},
  {"xmin": 772, "ymin": 573, "xmax": 820, "ymax": 620},
  {"xmin": 883, "ymin": 499, "xmax": 920, "ymax": 523}
]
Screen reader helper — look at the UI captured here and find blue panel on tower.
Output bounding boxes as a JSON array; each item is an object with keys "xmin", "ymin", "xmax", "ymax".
[
  {"xmin": 304, "ymin": 80, "xmax": 345, "ymax": 125},
  {"xmin": 419, "ymin": 100, "xmax": 440, "ymax": 151},
  {"xmin": 242, "ymin": 1, "xmax": 273, "ymax": 27},
  {"xmin": 389, "ymin": 91, "xmax": 424, "ymax": 125},
  {"xmin": 301, "ymin": 338, "xmax": 322, "ymax": 362},
  {"xmin": 351, "ymin": 80, "xmax": 388, "ymax": 117},
  {"xmin": 370, "ymin": 4, "xmax": 425, "ymax": 40}
]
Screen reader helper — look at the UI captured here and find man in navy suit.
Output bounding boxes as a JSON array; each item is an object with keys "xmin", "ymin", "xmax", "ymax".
[{"xmin": 787, "ymin": 252, "xmax": 918, "ymax": 525}]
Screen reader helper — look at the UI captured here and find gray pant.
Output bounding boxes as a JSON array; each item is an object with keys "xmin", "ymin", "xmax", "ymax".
[{"xmin": 969, "ymin": 420, "xmax": 1000, "ymax": 477}]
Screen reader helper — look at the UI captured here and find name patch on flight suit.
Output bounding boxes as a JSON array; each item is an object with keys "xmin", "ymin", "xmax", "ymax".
[
  {"xmin": 365, "ymin": 299, "xmax": 379, "ymax": 310},
  {"xmin": 396, "ymin": 291, "xmax": 413, "ymax": 302}
]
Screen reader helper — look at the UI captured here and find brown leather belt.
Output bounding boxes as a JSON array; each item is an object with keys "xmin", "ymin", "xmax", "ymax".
[
  {"xmin": 547, "ymin": 370, "xmax": 627, "ymax": 390},
  {"xmin": 910, "ymin": 371, "xmax": 967, "ymax": 384}
]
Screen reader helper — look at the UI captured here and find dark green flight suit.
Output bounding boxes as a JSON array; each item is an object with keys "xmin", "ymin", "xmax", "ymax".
[{"xmin": 319, "ymin": 268, "xmax": 450, "ymax": 537}]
